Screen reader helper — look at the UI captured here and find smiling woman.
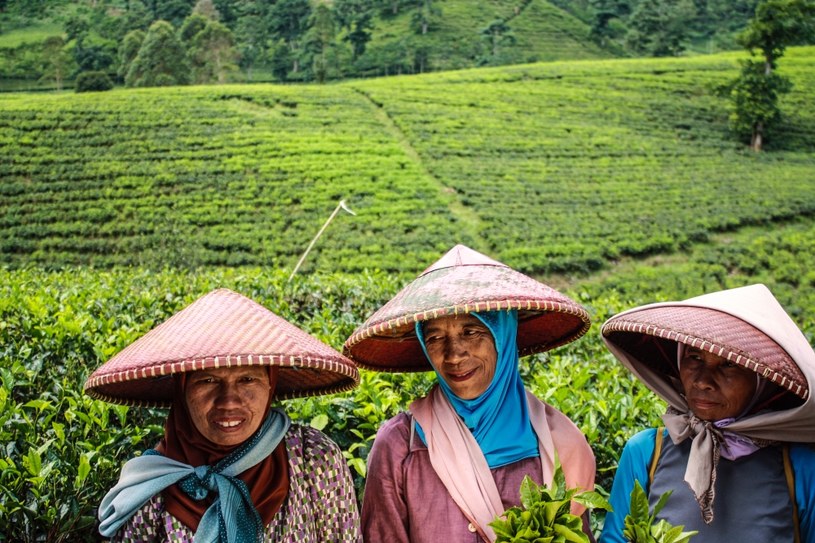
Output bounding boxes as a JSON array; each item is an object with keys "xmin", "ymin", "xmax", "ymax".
[
  {"xmin": 343, "ymin": 244, "xmax": 597, "ymax": 543},
  {"xmin": 184, "ymin": 366, "xmax": 275, "ymax": 447},
  {"xmin": 84, "ymin": 288, "xmax": 362, "ymax": 543},
  {"xmin": 421, "ymin": 314, "xmax": 498, "ymax": 400}
]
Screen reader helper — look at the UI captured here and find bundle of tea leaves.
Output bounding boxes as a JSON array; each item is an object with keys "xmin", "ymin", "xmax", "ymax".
[
  {"xmin": 622, "ymin": 481, "xmax": 697, "ymax": 543},
  {"xmin": 490, "ymin": 463, "xmax": 611, "ymax": 543}
]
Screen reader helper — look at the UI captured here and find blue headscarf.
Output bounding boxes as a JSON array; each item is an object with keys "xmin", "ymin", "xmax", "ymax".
[{"xmin": 415, "ymin": 310, "xmax": 539, "ymax": 468}]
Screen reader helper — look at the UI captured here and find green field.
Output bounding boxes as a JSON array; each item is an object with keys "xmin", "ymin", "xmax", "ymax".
[
  {"xmin": 2, "ymin": 214, "xmax": 814, "ymax": 540},
  {"xmin": 2, "ymin": 47, "xmax": 814, "ymax": 275},
  {"xmin": 2, "ymin": 46, "xmax": 815, "ymax": 541},
  {"xmin": 360, "ymin": 0, "xmax": 612, "ymax": 76}
]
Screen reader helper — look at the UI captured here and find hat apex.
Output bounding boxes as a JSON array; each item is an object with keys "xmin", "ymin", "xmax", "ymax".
[{"xmin": 421, "ymin": 244, "xmax": 505, "ymax": 275}]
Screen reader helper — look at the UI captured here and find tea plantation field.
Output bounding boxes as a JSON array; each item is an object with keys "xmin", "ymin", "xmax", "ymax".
[
  {"xmin": 2, "ymin": 46, "xmax": 815, "ymax": 541},
  {"xmin": 2, "ymin": 215, "xmax": 814, "ymax": 540},
  {"xmin": 2, "ymin": 47, "xmax": 814, "ymax": 275}
]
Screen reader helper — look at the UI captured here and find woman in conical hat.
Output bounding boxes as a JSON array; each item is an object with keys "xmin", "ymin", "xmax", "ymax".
[
  {"xmin": 598, "ymin": 284, "xmax": 815, "ymax": 543},
  {"xmin": 343, "ymin": 245, "xmax": 596, "ymax": 543},
  {"xmin": 85, "ymin": 288, "xmax": 362, "ymax": 543}
]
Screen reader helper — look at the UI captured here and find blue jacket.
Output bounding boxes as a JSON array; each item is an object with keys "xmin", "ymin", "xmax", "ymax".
[{"xmin": 600, "ymin": 428, "xmax": 815, "ymax": 543}]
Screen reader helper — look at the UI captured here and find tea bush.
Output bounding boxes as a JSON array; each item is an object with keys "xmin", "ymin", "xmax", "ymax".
[{"xmin": 2, "ymin": 219, "xmax": 814, "ymax": 541}]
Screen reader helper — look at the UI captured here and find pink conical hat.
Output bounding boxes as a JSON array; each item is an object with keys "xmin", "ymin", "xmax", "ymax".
[
  {"xmin": 602, "ymin": 284, "xmax": 810, "ymax": 401},
  {"xmin": 85, "ymin": 288, "xmax": 359, "ymax": 407},
  {"xmin": 343, "ymin": 244, "xmax": 591, "ymax": 372}
]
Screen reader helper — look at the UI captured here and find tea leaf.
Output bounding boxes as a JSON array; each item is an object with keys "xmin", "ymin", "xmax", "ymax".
[
  {"xmin": 491, "ymin": 463, "xmax": 611, "ymax": 543},
  {"xmin": 622, "ymin": 481, "xmax": 697, "ymax": 543},
  {"xmin": 309, "ymin": 413, "xmax": 329, "ymax": 430},
  {"xmin": 521, "ymin": 475, "xmax": 542, "ymax": 509}
]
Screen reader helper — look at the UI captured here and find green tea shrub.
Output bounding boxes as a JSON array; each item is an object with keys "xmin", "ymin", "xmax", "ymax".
[
  {"xmin": 2, "ymin": 213, "xmax": 814, "ymax": 542},
  {"xmin": 490, "ymin": 465, "xmax": 612, "ymax": 543}
]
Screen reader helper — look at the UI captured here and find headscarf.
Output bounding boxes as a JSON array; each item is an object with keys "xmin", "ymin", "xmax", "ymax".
[
  {"xmin": 157, "ymin": 368, "xmax": 290, "ymax": 532},
  {"xmin": 414, "ymin": 310, "xmax": 539, "ymax": 468},
  {"xmin": 98, "ymin": 403, "xmax": 291, "ymax": 542}
]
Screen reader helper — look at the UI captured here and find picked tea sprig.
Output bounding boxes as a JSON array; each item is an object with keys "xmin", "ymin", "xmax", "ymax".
[
  {"xmin": 622, "ymin": 481, "xmax": 697, "ymax": 543},
  {"xmin": 490, "ymin": 461, "xmax": 612, "ymax": 543}
]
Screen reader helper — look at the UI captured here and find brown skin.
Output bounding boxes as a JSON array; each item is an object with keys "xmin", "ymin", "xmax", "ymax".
[
  {"xmin": 679, "ymin": 346, "xmax": 757, "ymax": 421},
  {"xmin": 422, "ymin": 314, "xmax": 498, "ymax": 400},
  {"xmin": 184, "ymin": 366, "xmax": 272, "ymax": 447}
]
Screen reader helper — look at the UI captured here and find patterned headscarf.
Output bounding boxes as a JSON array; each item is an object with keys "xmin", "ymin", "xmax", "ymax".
[{"xmin": 414, "ymin": 310, "xmax": 539, "ymax": 468}]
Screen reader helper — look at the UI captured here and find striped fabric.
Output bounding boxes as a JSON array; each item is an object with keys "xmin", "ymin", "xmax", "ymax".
[{"xmin": 111, "ymin": 424, "xmax": 361, "ymax": 543}]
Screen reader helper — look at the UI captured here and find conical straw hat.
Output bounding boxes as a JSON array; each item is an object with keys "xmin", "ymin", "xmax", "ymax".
[
  {"xmin": 343, "ymin": 244, "xmax": 591, "ymax": 372},
  {"xmin": 85, "ymin": 288, "xmax": 359, "ymax": 407},
  {"xmin": 602, "ymin": 284, "xmax": 810, "ymax": 401}
]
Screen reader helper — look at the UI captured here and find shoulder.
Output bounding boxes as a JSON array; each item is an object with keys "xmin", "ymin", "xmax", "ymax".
[
  {"xmin": 374, "ymin": 411, "xmax": 415, "ymax": 453},
  {"xmin": 375, "ymin": 411, "xmax": 412, "ymax": 442},
  {"xmin": 790, "ymin": 443, "xmax": 815, "ymax": 469},
  {"xmin": 618, "ymin": 428, "xmax": 660, "ymax": 470},
  {"xmin": 286, "ymin": 423, "xmax": 343, "ymax": 460},
  {"xmin": 626, "ymin": 428, "xmax": 660, "ymax": 450},
  {"xmin": 368, "ymin": 412, "xmax": 413, "ymax": 466}
]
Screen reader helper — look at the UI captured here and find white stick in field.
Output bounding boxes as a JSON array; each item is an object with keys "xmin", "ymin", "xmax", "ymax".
[{"xmin": 288, "ymin": 199, "xmax": 356, "ymax": 282}]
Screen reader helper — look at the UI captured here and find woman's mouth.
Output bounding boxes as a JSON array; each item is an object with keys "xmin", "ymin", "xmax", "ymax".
[
  {"xmin": 447, "ymin": 369, "xmax": 476, "ymax": 382},
  {"xmin": 689, "ymin": 398, "xmax": 720, "ymax": 411},
  {"xmin": 212, "ymin": 417, "xmax": 246, "ymax": 431}
]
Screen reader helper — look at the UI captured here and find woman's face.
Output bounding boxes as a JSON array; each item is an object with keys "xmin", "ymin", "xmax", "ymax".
[
  {"xmin": 679, "ymin": 346, "xmax": 757, "ymax": 421},
  {"xmin": 423, "ymin": 314, "xmax": 498, "ymax": 400},
  {"xmin": 184, "ymin": 366, "xmax": 271, "ymax": 446}
]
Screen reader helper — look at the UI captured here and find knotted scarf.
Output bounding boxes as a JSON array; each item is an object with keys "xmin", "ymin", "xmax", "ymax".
[
  {"xmin": 99, "ymin": 407, "xmax": 290, "ymax": 542},
  {"xmin": 157, "ymin": 371, "xmax": 290, "ymax": 533},
  {"xmin": 665, "ymin": 344, "xmax": 781, "ymax": 523}
]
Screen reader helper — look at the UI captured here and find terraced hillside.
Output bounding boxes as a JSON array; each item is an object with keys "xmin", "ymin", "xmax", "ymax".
[
  {"xmin": 360, "ymin": 0, "xmax": 612, "ymax": 76},
  {"xmin": 2, "ymin": 47, "xmax": 814, "ymax": 274}
]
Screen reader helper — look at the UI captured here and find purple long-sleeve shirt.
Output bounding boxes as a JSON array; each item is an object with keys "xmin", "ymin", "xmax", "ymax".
[{"xmin": 362, "ymin": 411, "xmax": 593, "ymax": 543}]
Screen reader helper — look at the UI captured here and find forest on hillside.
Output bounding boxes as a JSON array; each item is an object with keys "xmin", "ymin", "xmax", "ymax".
[{"xmin": 0, "ymin": 0, "xmax": 773, "ymax": 89}]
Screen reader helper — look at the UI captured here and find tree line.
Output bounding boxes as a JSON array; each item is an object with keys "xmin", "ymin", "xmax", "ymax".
[
  {"xmin": 2, "ymin": 0, "xmax": 451, "ymax": 87},
  {"xmin": 2, "ymin": 0, "xmax": 814, "ymax": 149}
]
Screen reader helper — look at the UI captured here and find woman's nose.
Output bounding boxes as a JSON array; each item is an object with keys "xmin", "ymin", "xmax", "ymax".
[
  {"xmin": 693, "ymin": 369, "xmax": 716, "ymax": 389},
  {"xmin": 443, "ymin": 338, "xmax": 467, "ymax": 363},
  {"xmin": 214, "ymin": 382, "xmax": 242, "ymax": 403}
]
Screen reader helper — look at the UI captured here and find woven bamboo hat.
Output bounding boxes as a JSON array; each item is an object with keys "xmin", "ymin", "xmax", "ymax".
[
  {"xmin": 85, "ymin": 288, "xmax": 360, "ymax": 407},
  {"xmin": 602, "ymin": 284, "xmax": 811, "ymax": 402},
  {"xmin": 343, "ymin": 244, "xmax": 591, "ymax": 372}
]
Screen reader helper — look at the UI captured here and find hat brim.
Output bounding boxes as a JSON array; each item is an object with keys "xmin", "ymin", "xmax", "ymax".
[
  {"xmin": 344, "ymin": 251, "xmax": 591, "ymax": 371},
  {"xmin": 85, "ymin": 353, "xmax": 359, "ymax": 407},
  {"xmin": 84, "ymin": 289, "xmax": 360, "ymax": 407},
  {"xmin": 602, "ymin": 305, "xmax": 809, "ymax": 400}
]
